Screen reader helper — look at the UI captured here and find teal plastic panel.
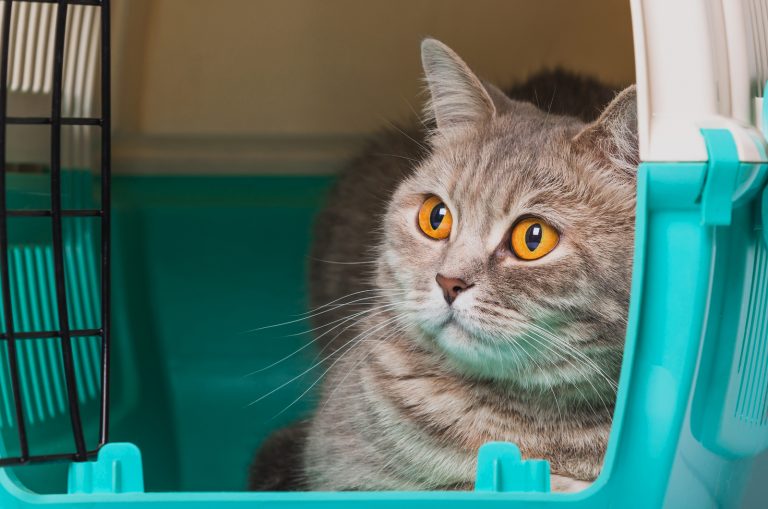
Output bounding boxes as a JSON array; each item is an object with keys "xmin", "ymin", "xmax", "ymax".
[
  {"xmin": 475, "ymin": 442, "xmax": 550, "ymax": 493},
  {"xmin": 68, "ymin": 443, "xmax": 144, "ymax": 494},
  {"xmin": 763, "ymin": 187, "xmax": 768, "ymax": 247},
  {"xmin": 690, "ymin": 128, "xmax": 768, "ymax": 459}
]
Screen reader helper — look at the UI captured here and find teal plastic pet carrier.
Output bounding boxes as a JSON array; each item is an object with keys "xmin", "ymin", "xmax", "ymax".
[{"xmin": 0, "ymin": 0, "xmax": 767, "ymax": 507}]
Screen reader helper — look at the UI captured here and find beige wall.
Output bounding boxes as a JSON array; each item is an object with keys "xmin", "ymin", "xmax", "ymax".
[{"xmin": 112, "ymin": 0, "xmax": 635, "ymax": 173}]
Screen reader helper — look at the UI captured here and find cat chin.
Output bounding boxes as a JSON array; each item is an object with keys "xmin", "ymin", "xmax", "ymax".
[
  {"xmin": 431, "ymin": 321, "xmax": 533, "ymax": 382},
  {"xmin": 430, "ymin": 321, "xmax": 598, "ymax": 389}
]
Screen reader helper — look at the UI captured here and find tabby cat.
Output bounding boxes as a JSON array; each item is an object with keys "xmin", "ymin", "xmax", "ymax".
[{"xmin": 250, "ymin": 38, "xmax": 637, "ymax": 492}]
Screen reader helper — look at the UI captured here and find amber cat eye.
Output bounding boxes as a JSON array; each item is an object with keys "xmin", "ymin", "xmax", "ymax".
[
  {"xmin": 510, "ymin": 218, "xmax": 559, "ymax": 260},
  {"xmin": 418, "ymin": 195, "xmax": 453, "ymax": 240}
]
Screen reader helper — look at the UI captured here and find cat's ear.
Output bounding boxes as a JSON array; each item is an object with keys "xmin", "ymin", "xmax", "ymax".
[
  {"xmin": 483, "ymin": 81, "xmax": 515, "ymax": 115},
  {"xmin": 573, "ymin": 85, "xmax": 638, "ymax": 176},
  {"xmin": 421, "ymin": 38, "xmax": 501, "ymax": 131}
]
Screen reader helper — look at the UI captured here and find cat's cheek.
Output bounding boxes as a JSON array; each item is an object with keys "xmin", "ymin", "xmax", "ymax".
[
  {"xmin": 448, "ymin": 290, "xmax": 478, "ymax": 316},
  {"xmin": 380, "ymin": 252, "xmax": 417, "ymax": 294},
  {"xmin": 418, "ymin": 286, "xmax": 454, "ymax": 323},
  {"xmin": 386, "ymin": 206, "xmax": 440, "ymax": 254},
  {"xmin": 395, "ymin": 206, "xmax": 416, "ymax": 234}
]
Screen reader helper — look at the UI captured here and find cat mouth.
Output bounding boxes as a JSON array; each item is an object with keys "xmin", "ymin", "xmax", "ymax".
[
  {"xmin": 440, "ymin": 310, "xmax": 467, "ymax": 330},
  {"xmin": 438, "ymin": 313, "xmax": 481, "ymax": 339}
]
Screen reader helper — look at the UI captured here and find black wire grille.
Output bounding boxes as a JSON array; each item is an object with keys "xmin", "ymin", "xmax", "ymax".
[{"xmin": 0, "ymin": 0, "xmax": 110, "ymax": 465}]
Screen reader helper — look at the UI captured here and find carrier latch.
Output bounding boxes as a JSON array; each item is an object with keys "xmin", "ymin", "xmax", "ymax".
[
  {"xmin": 67, "ymin": 443, "xmax": 145, "ymax": 494},
  {"xmin": 700, "ymin": 129, "xmax": 741, "ymax": 225},
  {"xmin": 474, "ymin": 442, "xmax": 550, "ymax": 493},
  {"xmin": 699, "ymin": 126, "xmax": 768, "ymax": 227}
]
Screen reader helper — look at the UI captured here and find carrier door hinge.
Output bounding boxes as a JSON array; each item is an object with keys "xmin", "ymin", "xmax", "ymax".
[
  {"xmin": 67, "ymin": 443, "xmax": 144, "ymax": 494},
  {"xmin": 474, "ymin": 442, "xmax": 550, "ymax": 493}
]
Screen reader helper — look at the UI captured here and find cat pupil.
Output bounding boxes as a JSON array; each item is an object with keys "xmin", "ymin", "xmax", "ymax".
[
  {"xmin": 525, "ymin": 223, "xmax": 543, "ymax": 251},
  {"xmin": 429, "ymin": 203, "xmax": 446, "ymax": 230}
]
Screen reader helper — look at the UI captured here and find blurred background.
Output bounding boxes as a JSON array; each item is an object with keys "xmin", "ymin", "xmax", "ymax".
[{"xmin": 110, "ymin": 0, "xmax": 635, "ymax": 174}]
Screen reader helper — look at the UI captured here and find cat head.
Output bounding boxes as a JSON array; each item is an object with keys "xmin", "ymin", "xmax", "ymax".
[{"xmin": 377, "ymin": 39, "xmax": 637, "ymax": 393}]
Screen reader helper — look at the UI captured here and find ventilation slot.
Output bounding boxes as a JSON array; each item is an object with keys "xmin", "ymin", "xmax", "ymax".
[{"xmin": 735, "ymin": 238, "xmax": 768, "ymax": 424}]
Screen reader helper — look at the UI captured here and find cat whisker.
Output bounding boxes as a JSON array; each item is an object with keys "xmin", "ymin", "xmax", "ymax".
[
  {"xmin": 244, "ymin": 318, "xmax": 383, "ymax": 408},
  {"xmin": 523, "ymin": 329, "xmax": 617, "ymax": 419},
  {"xmin": 265, "ymin": 314, "xmax": 408, "ymax": 419},
  {"xmin": 546, "ymin": 84, "xmax": 558, "ymax": 116},
  {"xmin": 383, "ymin": 120, "xmax": 430, "ymax": 153},
  {"xmin": 309, "ymin": 257, "xmax": 379, "ymax": 266},
  {"xmin": 308, "ymin": 325, "xmax": 408, "ymax": 415},
  {"xmin": 246, "ymin": 304, "xmax": 403, "ymax": 401},
  {"xmin": 321, "ymin": 321, "xmax": 409, "ymax": 411},
  {"xmin": 476, "ymin": 315, "xmax": 614, "ymax": 416},
  {"xmin": 284, "ymin": 305, "xmax": 383, "ymax": 337},
  {"xmin": 242, "ymin": 304, "xmax": 399, "ymax": 377},
  {"xmin": 374, "ymin": 153, "xmax": 421, "ymax": 164},
  {"xmin": 549, "ymin": 384, "xmax": 564, "ymax": 421},
  {"xmin": 474, "ymin": 301, "xmax": 528, "ymax": 321},
  {"xmin": 308, "ymin": 304, "xmax": 403, "ymax": 363},
  {"xmin": 472, "ymin": 303, "xmax": 620, "ymax": 395},
  {"xmin": 401, "ymin": 94, "xmax": 431, "ymax": 131},
  {"xmin": 522, "ymin": 324, "xmax": 618, "ymax": 392},
  {"xmin": 243, "ymin": 291, "xmax": 405, "ymax": 333},
  {"xmin": 517, "ymin": 330, "xmax": 606, "ymax": 415},
  {"xmin": 526, "ymin": 322, "xmax": 619, "ymax": 391},
  {"xmin": 295, "ymin": 288, "xmax": 407, "ymax": 317}
]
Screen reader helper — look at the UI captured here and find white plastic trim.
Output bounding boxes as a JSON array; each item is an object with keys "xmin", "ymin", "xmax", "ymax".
[
  {"xmin": 631, "ymin": 0, "xmax": 768, "ymax": 162},
  {"xmin": 631, "ymin": 0, "xmax": 724, "ymax": 162},
  {"xmin": 724, "ymin": 123, "xmax": 768, "ymax": 162},
  {"xmin": 723, "ymin": 0, "xmax": 753, "ymax": 123}
]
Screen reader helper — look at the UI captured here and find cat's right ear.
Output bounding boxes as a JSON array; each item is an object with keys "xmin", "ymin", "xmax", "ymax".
[
  {"xmin": 421, "ymin": 39, "xmax": 498, "ymax": 131},
  {"xmin": 573, "ymin": 86, "xmax": 639, "ymax": 178}
]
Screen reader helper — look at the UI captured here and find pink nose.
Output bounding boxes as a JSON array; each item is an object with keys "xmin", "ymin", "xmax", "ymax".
[{"xmin": 435, "ymin": 274, "xmax": 473, "ymax": 305}]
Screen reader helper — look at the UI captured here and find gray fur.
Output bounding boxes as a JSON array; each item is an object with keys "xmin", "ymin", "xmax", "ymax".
[{"xmin": 250, "ymin": 39, "xmax": 637, "ymax": 492}]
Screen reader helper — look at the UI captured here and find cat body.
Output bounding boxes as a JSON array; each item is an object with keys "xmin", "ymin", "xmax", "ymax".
[
  {"xmin": 250, "ymin": 40, "xmax": 638, "ymax": 492},
  {"xmin": 303, "ymin": 331, "xmax": 606, "ymax": 491}
]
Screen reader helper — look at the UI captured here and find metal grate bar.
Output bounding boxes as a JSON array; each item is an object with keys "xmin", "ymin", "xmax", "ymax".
[
  {"xmin": 97, "ymin": 0, "xmax": 110, "ymax": 446},
  {"xmin": 7, "ymin": 209, "xmax": 102, "ymax": 217},
  {"xmin": 7, "ymin": 116, "xmax": 101, "ymax": 125},
  {"xmin": 0, "ymin": 0, "xmax": 29, "ymax": 461},
  {"xmin": 0, "ymin": 448, "xmax": 96, "ymax": 466},
  {"xmin": 49, "ymin": 0, "xmax": 86, "ymax": 460},
  {"xmin": 0, "ymin": 328, "xmax": 101, "ymax": 340},
  {"xmin": 13, "ymin": 0, "xmax": 100, "ymax": 6}
]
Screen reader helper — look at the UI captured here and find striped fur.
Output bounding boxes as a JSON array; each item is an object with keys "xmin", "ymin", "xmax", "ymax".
[{"xmin": 250, "ymin": 39, "xmax": 637, "ymax": 493}]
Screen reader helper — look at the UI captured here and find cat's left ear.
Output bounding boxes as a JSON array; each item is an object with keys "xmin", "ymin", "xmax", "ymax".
[{"xmin": 573, "ymin": 86, "xmax": 638, "ymax": 177}]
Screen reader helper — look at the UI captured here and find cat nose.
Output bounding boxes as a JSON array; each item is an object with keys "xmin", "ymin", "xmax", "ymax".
[{"xmin": 435, "ymin": 274, "xmax": 473, "ymax": 305}]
